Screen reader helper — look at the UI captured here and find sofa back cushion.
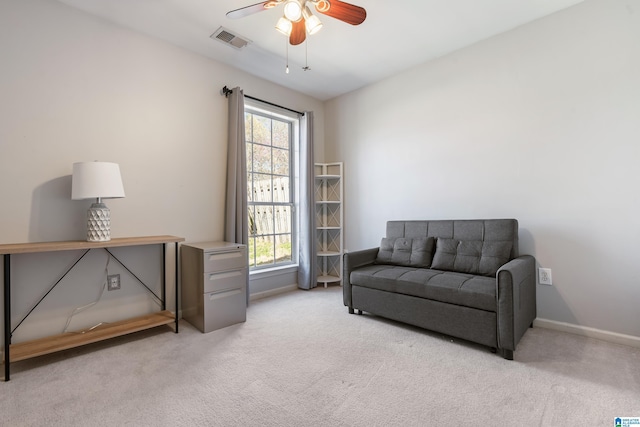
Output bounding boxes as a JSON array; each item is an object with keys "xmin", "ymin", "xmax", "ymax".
[
  {"xmin": 431, "ymin": 238, "xmax": 513, "ymax": 277},
  {"xmin": 386, "ymin": 219, "xmax": 518, "ymax": 256},
  {"xmin": 384, "ymin": 219, "xmax": 519, "ymax": 276},
  {"xmin": 376, "ymin": 237, "xmax": 435, "ymax": 268}
]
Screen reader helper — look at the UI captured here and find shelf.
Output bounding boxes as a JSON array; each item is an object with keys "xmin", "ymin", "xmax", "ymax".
[
  {"xmin": 317, "ymin": 275, "xmax": 341, "ymax": 284},
  {"xmin": 0, "ymin": 236, "xmax": 184, "ymax": 255},
  {"xmin": 2, "ymin": 236, "xmax": 182, "ymax": 381},
  {"xmin": 318, "ymin": 251, "xmax": 341, "ymax": 256},
  {"xmin": 315, "ymin": 162, "xmax": 343, "ymax": 287},
  {"xmin": 8, "ymin": 311, "xmax": 175, "ymax": 362}
]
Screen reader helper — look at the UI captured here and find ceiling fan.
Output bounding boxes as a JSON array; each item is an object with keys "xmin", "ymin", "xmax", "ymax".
[{"xmin": 227, "ymin": 0, "xmax": 367, "ymax": 46}]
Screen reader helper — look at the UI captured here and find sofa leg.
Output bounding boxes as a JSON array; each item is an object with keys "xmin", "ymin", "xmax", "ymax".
[
  {"xmin": 348, "ymin": 307, "xmax": 354, "ymax": 314},
  {"xmin": 501, "ymin": 349, "xmax": 514, "ymax": 360},
  {"xmin": 357, "ymin": 309, "xmax": 363, "ymax": 315}
]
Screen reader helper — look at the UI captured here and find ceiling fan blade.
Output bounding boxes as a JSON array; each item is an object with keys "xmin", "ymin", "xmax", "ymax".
[
  {"xmin": 315, "ymin": 0, "xmax": 366, "ymax": 25},
  {"xmin": 290, "ymin": 19, "xmax": 306, "ymax": 45},
  {"xmin": 227, "ymin": 1, "xmax": 273, "ymax": 19}
]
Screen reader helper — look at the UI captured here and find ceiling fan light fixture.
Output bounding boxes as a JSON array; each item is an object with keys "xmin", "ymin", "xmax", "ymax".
[
  {"xmin": 314, "ymin": 0, "xmax": 330, "ymax": 13},
  {"xmin": 302, "ymin": 7, "xmax": 323, "ymax": 35},
  {"xmin": 283, "ymin": 0, "xmax": 303, "ymax": 22},
  {"xmin": 275, "ymin": 16, "xmax": 293, "ymax": 36}
]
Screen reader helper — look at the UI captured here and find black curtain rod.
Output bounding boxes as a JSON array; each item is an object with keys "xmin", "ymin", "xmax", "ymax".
[{"xmin": 222, "ymin": 86, "xmax": 304, "ymax": 116}]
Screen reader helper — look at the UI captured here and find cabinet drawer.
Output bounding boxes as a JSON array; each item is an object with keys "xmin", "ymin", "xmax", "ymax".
[
  {"xmin": 204, "ymin": 268, "xmax": 247, "ymax": 294},
  {"xmin": 203, "ymin": 288, "xmax": 247, "ymax": 332},
  {"xmin": 203, "ymin": 248, "xmax": 246, "ymax": 273}
]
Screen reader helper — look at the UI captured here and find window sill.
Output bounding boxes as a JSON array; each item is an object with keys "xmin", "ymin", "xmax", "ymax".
[{"xmin": 249, "ymin": 264, "xmax": 298, "ymax": 279}]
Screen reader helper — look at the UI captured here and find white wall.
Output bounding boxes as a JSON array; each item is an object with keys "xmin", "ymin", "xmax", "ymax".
[
  {"xmin": 0, "ymin": 0, "xmax": 324, "ymax": 346},
  {"xmin": 325, "ymin": 0, "xmax": 640, "ymax": 339}
]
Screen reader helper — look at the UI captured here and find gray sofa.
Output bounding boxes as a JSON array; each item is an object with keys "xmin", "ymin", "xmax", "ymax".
[{"xmin": 343, "ymin": 219, "xmax": 536, "ymax": 359}]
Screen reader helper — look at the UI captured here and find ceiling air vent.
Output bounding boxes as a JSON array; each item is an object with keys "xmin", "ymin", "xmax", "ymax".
[{"xmin": 210, "ymin": 27, "xmax": 251, "ymax": 50}]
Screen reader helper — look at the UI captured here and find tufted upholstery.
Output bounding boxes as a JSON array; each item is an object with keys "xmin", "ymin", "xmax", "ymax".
[
  {"xmin": 386, "ymin": 219, "xmax": 519, "ymax": 258},
  {"xmin": 343, "ymin": 218, "xmax": 536, "ymax": 360},
  {"xmin": 350, "ymin": 264, "xmax": 496, "ymax": 312}
]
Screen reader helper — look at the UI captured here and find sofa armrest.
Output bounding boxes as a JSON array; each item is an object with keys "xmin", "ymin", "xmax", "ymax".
[
  {"xmin": 496, "ymin": 255, "xmax": 537, "ymax": 354},
  {"xmin": 343, "ymin": 247, "xmax": 379, "ymax": 308}
]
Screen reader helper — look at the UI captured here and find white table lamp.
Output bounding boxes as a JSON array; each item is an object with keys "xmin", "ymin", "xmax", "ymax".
[{"xmin": 72, "ymin": 161, "xmax": 125, "ymax": 242}]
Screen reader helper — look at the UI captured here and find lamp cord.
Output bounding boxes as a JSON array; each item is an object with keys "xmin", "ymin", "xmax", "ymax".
[{"xmin": 63, "ymin": 254, "xmax": 110, "ymax": 333}]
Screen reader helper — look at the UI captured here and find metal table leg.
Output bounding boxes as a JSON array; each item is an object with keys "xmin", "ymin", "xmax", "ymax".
[
  {"xmin": 175, "ymin": 242, "xmax": 179, "ymax": 333},
  {"xmin": 4, "ymin": 255, "xmax": 11, "ymax": 381}
]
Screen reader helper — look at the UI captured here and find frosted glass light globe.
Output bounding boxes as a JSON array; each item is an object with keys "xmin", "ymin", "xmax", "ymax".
[{"xmin": 283, "ymin": 1, "xmax": 302, "ymax": 22}]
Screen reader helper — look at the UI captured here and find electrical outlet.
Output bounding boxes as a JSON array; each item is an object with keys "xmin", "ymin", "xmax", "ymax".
[
  {"xmin": 107, "ymin": 274, "xmax": 121, "ymax": 291},
  {"xmin": 539, "ymin": 268, "xmax": 552, "ymax": 286}
]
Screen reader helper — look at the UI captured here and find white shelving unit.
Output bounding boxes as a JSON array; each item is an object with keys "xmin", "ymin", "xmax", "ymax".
[{"xmin": 314, "ymin": 162, "xmax": 343, "ymax": 287}]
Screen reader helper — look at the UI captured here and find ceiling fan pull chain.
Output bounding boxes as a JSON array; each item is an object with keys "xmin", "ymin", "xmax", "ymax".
[
  {"xmin": 286, "ymin": 38, "xmax": 290, "ymax": 74},
  {"xmin": 303, "ymin": 38, "xmax": 311, "ymax": 71}
]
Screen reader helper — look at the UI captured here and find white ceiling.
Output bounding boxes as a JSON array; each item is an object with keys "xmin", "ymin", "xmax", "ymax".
[{"xmin": 55, "ymin": 0, "xmax": 584, "ymax": 101}]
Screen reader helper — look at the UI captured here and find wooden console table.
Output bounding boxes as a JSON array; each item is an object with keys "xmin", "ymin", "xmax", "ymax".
[{"xmin": 1, "ymin": 235, "xmax": 184, "ymax": 381}]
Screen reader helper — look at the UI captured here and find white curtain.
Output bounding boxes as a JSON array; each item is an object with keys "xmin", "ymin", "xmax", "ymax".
[
  {"xmin": 297, "ymin": 111, "xmax": 317, "ymax": 290},
  {"xmin": 224, "ymin": 87, "xmax": 249, "ymax": 304}
]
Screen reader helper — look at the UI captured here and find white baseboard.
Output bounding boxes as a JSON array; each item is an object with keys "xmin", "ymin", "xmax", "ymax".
[
  {"xmin": 249, "ymin": 284, "xmax": 298, "ymax": 302},
  {"xmin": 534, "ymin": 318, "xmax": 640, "ymax": 349}
]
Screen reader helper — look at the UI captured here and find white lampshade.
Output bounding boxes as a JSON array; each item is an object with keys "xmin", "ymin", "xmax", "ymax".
[
  {"xmin": 275, "ymin": 16, "xmax": 293, "ymax": 36},
  {"xmin": 314, "ymin": 0, "xmax": 330, "ymax": 13},
  {"xmin": 303, "ymin": 7, "xmax": 323, "ymax": 35},
  {"xmin": 72, "ymin": 161, "xmax": 125, "ymax": 242},
  {"xmin": 283, "ymin": 0, "xmax": 302, "ymax": 22},
  {"xmin": 72, "ymin": 161, "xmax": 125, "ymax": 200}
]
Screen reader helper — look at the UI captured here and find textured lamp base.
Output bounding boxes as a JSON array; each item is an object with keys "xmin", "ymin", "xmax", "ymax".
[{"xmin": 87, "ymin": 202, "xmax": 111, "ymax": 242}]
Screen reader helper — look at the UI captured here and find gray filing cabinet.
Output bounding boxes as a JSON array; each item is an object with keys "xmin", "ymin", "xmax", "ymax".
[{"xmin": 180, "ymin": 241, "xmax": 248, "ymax": 333}]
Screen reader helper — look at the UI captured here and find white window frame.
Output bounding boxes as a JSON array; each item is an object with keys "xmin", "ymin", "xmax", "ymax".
[{"xmin": 245, "ymin": 99, "xmax": 300, "ymax": 271}]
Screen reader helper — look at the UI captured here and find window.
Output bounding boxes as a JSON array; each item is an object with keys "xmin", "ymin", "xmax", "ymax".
[{"xmin": 245, "ymin": 102, "xmax": 299, "ymax": 270}]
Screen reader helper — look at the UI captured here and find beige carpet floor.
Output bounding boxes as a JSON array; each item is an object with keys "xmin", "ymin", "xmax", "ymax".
[{"xmin": 1, "ymin": 286, "xmax": 639, "ymax": 426}]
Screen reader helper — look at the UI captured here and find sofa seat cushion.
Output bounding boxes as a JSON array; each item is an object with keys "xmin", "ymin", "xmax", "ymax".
[{"xmin": 349, "ymin": 265, "xmax": 496, "ymax": 312}]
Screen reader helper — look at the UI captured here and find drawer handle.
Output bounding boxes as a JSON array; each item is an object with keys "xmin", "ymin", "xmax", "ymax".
[
  {"xmin": 209, "ymin": 289, "xmax": 242, "ymax": 300},
  {"xmin": 208, "ymin": 271, "xmax": 243, "ymax": 281},
  {"xmin": 208, "ymin": 252, "xmax": 241, "ymax": 262}
]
